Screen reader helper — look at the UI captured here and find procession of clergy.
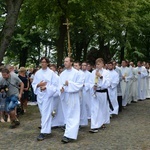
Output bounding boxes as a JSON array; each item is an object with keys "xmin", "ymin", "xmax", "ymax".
[{"xmin": 32, "ymin": 57, "xmax": 150, "ymax": 143}]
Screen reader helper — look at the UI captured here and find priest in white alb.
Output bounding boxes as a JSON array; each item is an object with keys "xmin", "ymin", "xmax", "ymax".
[
  {"xmin": 113, "ymin": 61, "xmax": 122, "ymax": 112},
  {"xmin": 32, "ymin": 57, "xmax": 58, "ymax": 141},
  {"xmin": 73, "ymin": 61, "xmax": 88, "ymax": 126},
  {"xmin": 120, "ymin": 60, "xmax": 132, "ymax": 107},
  {"xmin": 107, "ymin": 62, "xmax": 119, "ymax": 115},
  {"xmin": 136, "ymin": 61, "xmax": 148, "ymax": 100},
  {"xmin": 146, "ymin": 63, "xmax": 150, "ymax": 98},
  {"xmin": 130, "ymin": 64, "xmax": 139, "ymax": 102},
  {"xmin": 60, "ymin": 57, "xmax": 84, "ymax": 143},
  {"xmin": 49, "ymin": 64, "xmax": 64, "ymax": 127},
  {"xmin": 81, "ymin": 62, "xmax": 93, "ymax": 120}
]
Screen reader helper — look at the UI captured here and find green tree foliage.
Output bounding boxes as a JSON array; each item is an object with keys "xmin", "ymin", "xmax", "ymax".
[{"xmin": 1, "ymin": 0, "xmax": 150, "ymax": 66}]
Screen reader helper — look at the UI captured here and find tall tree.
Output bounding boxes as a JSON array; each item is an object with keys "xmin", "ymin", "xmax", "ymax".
[{"xmin": 0, "ymin": 0, "xmax": 24, "ymax": 64}]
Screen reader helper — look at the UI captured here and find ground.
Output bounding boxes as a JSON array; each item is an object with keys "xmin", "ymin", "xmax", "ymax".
[{"xmin": 0, "ymin": 100, "xmax": 150, "ymax": 150}]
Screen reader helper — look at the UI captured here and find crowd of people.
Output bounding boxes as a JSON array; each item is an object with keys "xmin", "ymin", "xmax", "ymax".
[{"xmin": 0, "ymin": 57, "xmax": 150, "ymax": 144}]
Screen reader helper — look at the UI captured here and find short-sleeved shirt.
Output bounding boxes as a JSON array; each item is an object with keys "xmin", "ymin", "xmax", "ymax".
[
  {"xmin": 0, "ymin": 74, "xmax": 22, "ymax": 97},
  {"xmin": 18, "ymin": 75, "xmax": 28, "ymax": 88}
]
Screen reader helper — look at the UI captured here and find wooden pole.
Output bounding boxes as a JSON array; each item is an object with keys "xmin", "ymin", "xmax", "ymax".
[{"xmin": 63, "ymin": 18, "xmax": 71, "ymax": 57}]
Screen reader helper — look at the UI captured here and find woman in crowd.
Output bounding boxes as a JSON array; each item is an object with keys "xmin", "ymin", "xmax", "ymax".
[{"xmin": 18, "ymin": 67, "xmax": 29, "ymax": 113}]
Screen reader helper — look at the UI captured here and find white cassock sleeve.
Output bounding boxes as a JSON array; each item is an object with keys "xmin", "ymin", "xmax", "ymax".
[
  {"xmin": 32, "ymin": 73, "xmax": 40, "ymax": 95},
  {"xmin": 32, "ymin": 70, "xmax": 57, "ymax": 98},
  {"xmin": 84, "ymin": 73, "xmax": 93, "ymax": 91},
  {"xmin": 65, "ymin": 71, "xmax": 84, "ymax": 93},
  {"xmin": 50, "ymin": 74, "xmax": 60, "ymax": 98},
  {"xmin": 98, "ymin": 70, "xmax": 110, "ymax": 89},
  {"xmin": 110, "ymin": 72, "xmax": 119, "ymax": 89},
  {"xmin": 133, "ymin": 68, "xmax": 138, "ymax": 81},
  {"xmin": 140, "ymin": 67, "xmax": 148, "ymax": 78},
  {"xmin": 125, "ymin": 68, "xmax": 133, "ymax": 82},
  {"xmin": 45, "ymin": 82, "xmax": 57, "ymax": 98}
]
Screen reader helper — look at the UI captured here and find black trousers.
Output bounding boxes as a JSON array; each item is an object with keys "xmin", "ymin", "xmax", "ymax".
[{"xmin": 118, "ymin": 96, "xmax": 122, "ymax": 112}]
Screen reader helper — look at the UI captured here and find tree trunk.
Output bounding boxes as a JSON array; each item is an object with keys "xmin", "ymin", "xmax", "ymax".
[
  {"xmin": 146, "ymin": 35, "xmax": 150, "ymax": 61},
  {"xmin": 120, "ymin": 29, "xmax": 128, "ymax": 63},
  {"xmin": 56, "ymin": 15, "xmax": 67, "ymax": 67},
  {"xmin": 19, "ymin": 47, "xmax": 28, "ymax": 67},
  {"xmin": 120, "ymin": 46, "xmax": 125, "ymax": 63},
  {"xmin": 75, "ymin": 42, "xmax": 83, "ymax": 61},
  {"xmin": 0, "ymin": 0, "xmax": 24, "ymax": 64},
  {"xmin": 83, "ymin": 44, "xmax": 88, "ymax": 61},
  {"xmin": 83, "ymin": 36, "xmax": 93, "ymax": 61}
]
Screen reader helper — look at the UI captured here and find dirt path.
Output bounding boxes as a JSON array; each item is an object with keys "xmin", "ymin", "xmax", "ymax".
[{"xmin": 0, "ymin": 100, "xmax": 150, "ymax": 150}]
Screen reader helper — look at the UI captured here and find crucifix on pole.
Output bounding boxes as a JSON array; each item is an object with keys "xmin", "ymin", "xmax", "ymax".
[{"xmin": 63, "ymin": 18, "xmax": 71, "ymax": 57}]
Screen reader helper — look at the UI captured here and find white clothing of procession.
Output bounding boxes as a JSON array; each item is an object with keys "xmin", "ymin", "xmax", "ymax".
[
  {"xmin": 131, "ymin": 67, "xmax": 138, "ymax": 102},
  {"xmin": 137, "ymin": 66, "xmax": 148, "ymax": 100},
  {"xmin": 77, "ymin": 70, "xmax": 87, "ymax": 126},
  {"xmin": 146, "ymin": 69, "xmax": 150, "ymax": 98},
  {"xmin": 108, "ymin": 70, "xmax": 119, "ymax": 115},
  {"xmin": 120, "ymin": 66, "xmax": 132, "ymax": 106},
  {"xmin": 51, "ymin": 74, "xmax": 64, "ymax": 127},
  {"xmin": 59, "ymin": 67, "xmax": 84, "ymax": 139},
  {"xmin": 82, "ymin": 70, "xmax": 92, "ymax": 119},
  {"xmin": 128, "ymin": 66, "xmax": 134, "ymax": 104},
  {"xmin": 32, "ymin": 68, "xmax": 58, "ymax": 134},
  {"xmin": 114, "ymin": 66, "xmax": 122, "ymax": 97},
  {"xmin": 90, "ymin": 68, "xmax": 111, "ymax": 129}
]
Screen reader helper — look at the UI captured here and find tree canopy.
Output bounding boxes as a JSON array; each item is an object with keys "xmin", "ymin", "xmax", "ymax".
[{"xmin": 0, "ymin": 0, "xmax": 150, "ymax": 67}]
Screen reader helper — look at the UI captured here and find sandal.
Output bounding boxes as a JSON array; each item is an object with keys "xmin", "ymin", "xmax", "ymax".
[{"xmin": 100, "ymin": 125, "xmax": 106, "ymax": 129}]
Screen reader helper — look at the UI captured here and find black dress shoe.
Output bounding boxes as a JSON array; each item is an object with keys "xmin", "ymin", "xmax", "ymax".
[
  {"xmin": 38, "ymin": 126, "xmax": 41, "ymax": 129},
  {"xmin": 37, "ymin": 133, "xmax": 45, "ymax": 141},
  {"xmin": 89, "ymin": 129, "xmax": 99, "ymax": 133},
  {"xmin": 131, "ymin": 101, "xmax": 137, "ymax": 103},
  {"xmin": 61, "ymin": 136, "xmax": 72, "ymax": 143}
]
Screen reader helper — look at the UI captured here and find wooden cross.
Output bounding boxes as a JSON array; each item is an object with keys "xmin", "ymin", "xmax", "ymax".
[{"xmin": 63, "ymin": 18, "xmax": 71, "ymax": 57}]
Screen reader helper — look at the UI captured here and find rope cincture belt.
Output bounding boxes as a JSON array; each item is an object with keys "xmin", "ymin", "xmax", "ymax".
[{"xmin": 96, "ymin": 89, "xmax": 114, "ymax": 111}]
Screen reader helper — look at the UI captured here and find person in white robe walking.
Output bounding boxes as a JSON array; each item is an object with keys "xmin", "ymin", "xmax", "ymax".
[
  {"xmin": 32, "ymin": 57, "xmax": 58, "ymax": 141},
  {"xmin": 120, "ymin": 60, "xmax": 132, "ymax": 107},
  {"xmin": 107, "ymin": 62, "xmax": 119, "ymax": 115},
  {"xmin": 49, "ymin": 64, "xmax": 64, "ymax": 127},
  {"xmin": 113, "ymin": 61, "xmax": 122, "ymax": 112},
  {"xmin": 127, "ymin": 62, "xmax": 134, "ymax": 104},
  {"xmin": 81, "ymin": 62, "xmax": 92, "ymax": 120},
  {"xmin": 90, "ymin": 58, "xmax": 111, "ymax": 133},
  {"xmin": 60, "ymin": 57, "xmax": 84, "ymax": 143},
  {"xmin": 73, "ymin": 61, "xmax": 88, "ymax": 126},
  {"xmin": 146, "ymin": 63, "xmax": 150, "ymax": 98},
  {"xmin": 137, "ymin": 61, "xmax": 148, "ymax": 101},
  {"xmin": 130, "ymin": 63, "xmax": 138, "ymax": 102}
]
